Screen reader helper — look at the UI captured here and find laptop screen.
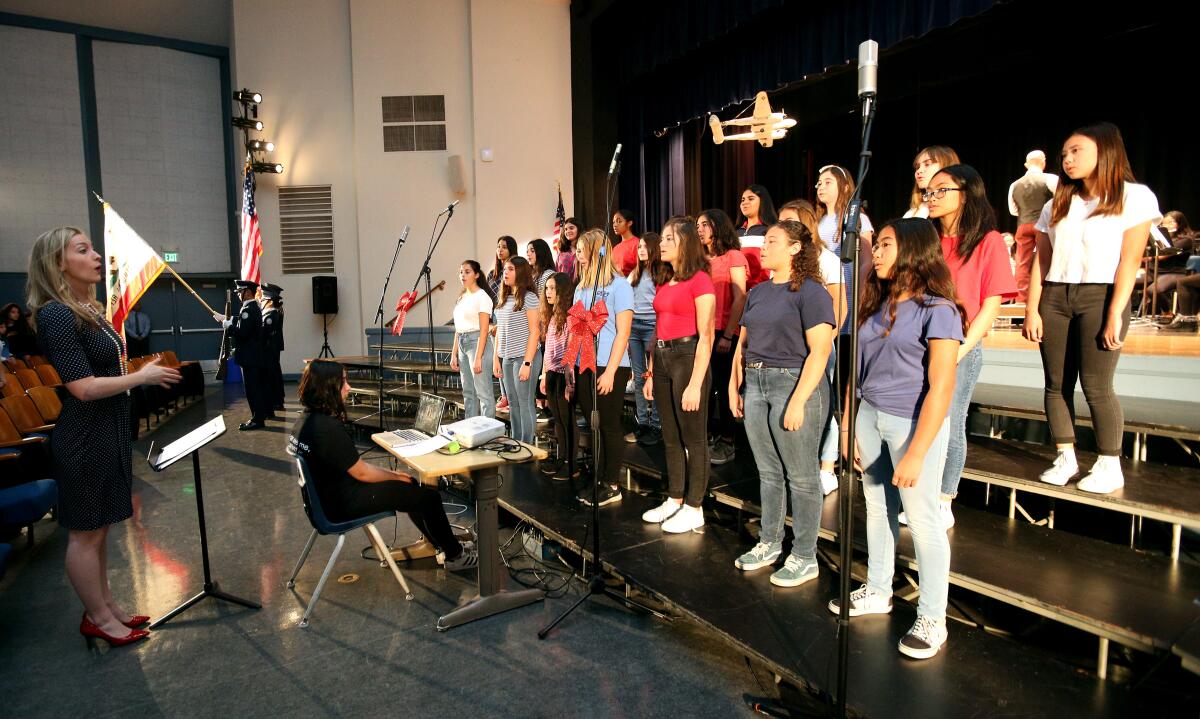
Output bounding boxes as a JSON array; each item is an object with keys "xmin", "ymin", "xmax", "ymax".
[{"xmin": 414, "ymin": 394, "xmax": 445, "ymax": 436}]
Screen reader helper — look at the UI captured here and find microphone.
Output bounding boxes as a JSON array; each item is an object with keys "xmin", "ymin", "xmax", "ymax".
[
  {"xmin": 440, "ymin": 199, "xmax": 461, "ymax": 215},
  {"xmin": 857, "ymin": 40, "xmax": 878, "ymax": 98},
  {"xmin": 608, "ymin": 144, "xmax": 623, "ymax": 175}
]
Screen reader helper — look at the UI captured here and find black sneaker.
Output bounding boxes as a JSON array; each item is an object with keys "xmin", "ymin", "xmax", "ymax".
[
  {"xmin": 444, "ymin": 541, "xmax": 479, "ymax": 572},
  {"xmin": 637, "ymin": 427, "xmax": 661, "ymax": 446},
  {"xmin": 552, "ymin": 462, "xmax": 580, "ymax": 481},
  {"xmin": 578, "ymin": 482, "xmax": 622, "ymax": 506},
  {"xmin": 539, "ymin": 458, "xmax": 562, "ymax": 476}
]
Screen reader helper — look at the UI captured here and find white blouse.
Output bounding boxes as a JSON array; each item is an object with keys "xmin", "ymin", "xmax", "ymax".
[{"xmin": 1034, "ymin": 182, "xmax": 1161, "ymax": 284}]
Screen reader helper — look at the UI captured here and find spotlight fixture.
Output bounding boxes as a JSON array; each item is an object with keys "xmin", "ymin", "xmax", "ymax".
[
  {"xmin": 235, "ymin": 89, "xmax": 262, "ymax": 104},
  {"xmin": 251, "ymin": 162, "xmax": 283, "ymax": 174},
  {"xmin": 247, "ymin": 139, "xmax": 275, "ymax": 152},
  {"xmin": 232, "ymin": 117, "xmax": 264, "ymax": 131}
]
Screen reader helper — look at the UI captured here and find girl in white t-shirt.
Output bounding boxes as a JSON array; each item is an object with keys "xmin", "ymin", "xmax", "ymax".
[
  {"xmin": 1024, "ymin": 122, "xmax": 1161, "ymax": 494},
  {"xmin": 449, "ymin": 260, "xmax": 497, "ymax": 418},
  {"xmin": 778, "ymin": 199, "xmax": 847, "ymax": 497}
]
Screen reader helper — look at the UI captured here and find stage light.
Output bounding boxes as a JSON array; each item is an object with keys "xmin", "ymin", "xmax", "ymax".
[
  {"xmin": 233, "ymin": 117, "xmax": 264, "ymax": 131},
  {"xmin": 252, "ymin": 162, "xmax": 283, "ymax": 174},
  {"xmin": 235, "ymin": 89, "xmax": 262, "ymax": 104},
  {"xmin": 248, "ymin": 139, "xmax": 275, "ymax": 152}
]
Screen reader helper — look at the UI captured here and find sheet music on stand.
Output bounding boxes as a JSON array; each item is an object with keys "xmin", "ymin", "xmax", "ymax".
[{"xmin": 148, "ymin": 415, "xmax": 226, "ymax": 471}]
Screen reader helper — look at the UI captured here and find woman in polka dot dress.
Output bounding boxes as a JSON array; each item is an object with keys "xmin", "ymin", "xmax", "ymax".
[{"xmin": 27, "ymin": 227, "xmax": 181, "ymax": 648}]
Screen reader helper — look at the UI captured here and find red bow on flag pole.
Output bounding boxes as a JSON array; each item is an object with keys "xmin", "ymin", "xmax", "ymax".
[
  {"xmin": 391, "ymin": 290, "xmax": 418, "ymax": 335},
  {"xmin": 564, "ymin": 299, "xmax": 609, "ymax": 374}
]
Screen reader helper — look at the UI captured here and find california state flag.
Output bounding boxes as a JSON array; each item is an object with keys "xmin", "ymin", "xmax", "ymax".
[{"xmin": 103, "ymin": 202, "xmax": 165, "ymax": 342}]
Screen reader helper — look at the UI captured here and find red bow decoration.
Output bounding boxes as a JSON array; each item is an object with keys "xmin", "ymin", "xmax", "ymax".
[
  {"xmin": 391, "ymin": 290, "xmax": 417, "ymax": 335},
  {"xmin": 564, "ymin": 299, "xmax": 609, "ymax": 374}
]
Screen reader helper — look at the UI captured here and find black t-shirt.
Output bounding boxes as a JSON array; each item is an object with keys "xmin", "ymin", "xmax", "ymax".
[{"xmin": 289, "ymin": 411, "xmax": 359, "ymax": 520}]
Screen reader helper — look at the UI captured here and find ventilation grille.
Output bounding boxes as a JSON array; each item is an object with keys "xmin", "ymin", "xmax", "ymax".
[
  {"xmin": 279, "ymin": 185, "xmax": 334, "ymax": 275},
  {"xmin": 382, "ymin": 95, "xmax": 447, "ymax": 152}
]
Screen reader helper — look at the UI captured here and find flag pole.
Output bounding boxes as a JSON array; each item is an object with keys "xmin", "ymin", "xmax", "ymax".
[{"xmin": 92, "ymin": 191, "xmax": 219, "ymax": 319}]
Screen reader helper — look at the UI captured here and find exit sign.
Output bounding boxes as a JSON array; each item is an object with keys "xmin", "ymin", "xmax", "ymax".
[{"xmin": 162, "ymin": 251, "xmax": 179, "ymax": 263}]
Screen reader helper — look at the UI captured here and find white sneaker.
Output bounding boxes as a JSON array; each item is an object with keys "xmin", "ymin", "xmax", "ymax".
[
  {"xmin": 898, "ymin": 511, "xmax": 908, "ymax": 526},
  {"xmin": 1039, "ymin": 452, "xmax": 1078, "ymax": 486},
  {"xmin": 898, "ymin": 615, "xmax": 948, "ymax": 659},
  {"xmin": 1077, "ymin": 458, "xmax": 1125, "ymax": 494},
  {"xmin": 820, "ymin": 470, "xmax": 838, "ymax": 496},
  {"xmin": 940, "ymin": 501, "xmax": 955, "ymax": 529},
  {"xmin": 642, "ymin": 499, "xmax": 682, "ymax": 524},
  {"xmin": 661, "ymin": 504, "xmax": 705, "ymax": 533},
  {"xmin": 827, "ymin": 584, "xmax": 892, "ymax": 617}
]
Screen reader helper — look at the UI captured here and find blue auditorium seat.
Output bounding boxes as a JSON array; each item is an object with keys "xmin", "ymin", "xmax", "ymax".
[{"xmin": 0, "ymin": 479, "xmax": 58, "ymax": 548}]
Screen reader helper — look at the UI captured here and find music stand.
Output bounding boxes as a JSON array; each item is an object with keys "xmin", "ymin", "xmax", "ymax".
[{"xmin": 146, "ymin": 415, "xmax": 260, "ymax": 628}]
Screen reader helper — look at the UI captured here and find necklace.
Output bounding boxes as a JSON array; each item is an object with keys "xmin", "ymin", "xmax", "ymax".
[{"xmin": 85, "ymin": 303, "xmax": 127, "ymax": 378}]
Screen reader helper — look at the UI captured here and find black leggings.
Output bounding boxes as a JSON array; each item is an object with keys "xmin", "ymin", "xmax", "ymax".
[
  {"xmin": 1038, "ymin": 282, "xmax": 1129, "ymax": 456},
  {"xmin": 1178, "ymin": 274, "xmax": 1200, "ymax": 315},
  {"xmin": 545, "ymin": 371, "xmax": 576, "ymax": 461},
  {"xmin": 709, "ymin": 338, "xmax": 736, "ymax": 440},
  {"xmin": 576, "ymin": 366, "xmax": 631, "ymax": 488},
  {"xmin": 653, "ymin": 342, "xmax": 711, "ymax": 507},
  {"xmin": 338, "ymin": 481, "xmax": 463, "ymax": 557}
]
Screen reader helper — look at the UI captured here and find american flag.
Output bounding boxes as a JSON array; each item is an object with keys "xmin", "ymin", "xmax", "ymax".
[
  {"xmin": 552, "ymin": 183, "xmax": 566, "ymax": 241},
  {"xmin": 240, "ymin": 166, "xmax": 262, "ymax": 283}
]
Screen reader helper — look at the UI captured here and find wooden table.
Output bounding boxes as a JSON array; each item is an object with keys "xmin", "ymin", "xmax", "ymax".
[{"xmin": 371, "ymin": 432, "xmax": 548, "ymax": 630}]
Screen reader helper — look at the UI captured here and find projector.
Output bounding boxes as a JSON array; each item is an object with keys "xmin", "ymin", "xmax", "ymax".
[{"xmin": 441, "ymin": 416, "xmax": 507, "ymax": 448}]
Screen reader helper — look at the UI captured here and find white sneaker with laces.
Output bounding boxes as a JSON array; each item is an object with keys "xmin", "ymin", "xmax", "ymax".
[
  {"xmin": 642, "ymin": 499, "xmax": 682, "ymax": 524},
  {"xmin": 898, "ymin": 615, "xmax": 948, "ymax": 659},
  {"xmin": 661, "ymin": 504, "xmax": 705, "ymax": 533},
  {"xmin": 1077, "ymin": 457, "xmax": 1125, "ymax": 494},
  {"xmin": 819, "ymin": 470, "xmax": 838, "ymax": 496},
  {"xmin": 1039, "ymin": 452, "xmax": 1078, "ymax": 486},
  {"xmin": 940, "ymin": 501, "xmax": 955, "ymax": 529},
  {"xmin": 827, "ymin": 584, "xmax": 892, "ymax": 617}
]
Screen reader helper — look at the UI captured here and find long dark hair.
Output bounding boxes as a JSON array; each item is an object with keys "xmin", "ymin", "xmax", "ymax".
[
  {"xmin": 559, "ymin": 217, "xmax": 580, "ymax": 253},
  {"xmin": 489, "ymin": 236, "xmax": 518, "ymax": 283},
  {"xmin": 769, "ymin": 220, "xmax": 823, "ymax": 292},
  {"xmin": 628, "ymin": 231, "xmax": 662, "ymax": 288},
  {"xmin": 1049, "ymin": 122, "xmax": 1135, "ymax": 226},
  {"xmin": 858, "ymin": 218, "xmax": 967, "ymax": 336},
  {"xmin": 930, "ymin": 164, "xmax": 996, "ymax": 263},
  {"xmin": 541, "ymin": 272, "xmax": 574, "ymax": 335},
  {"xmin": 459, "ymin": 259, "xmax": 496, "ymax": 306},
  {"xmin": 527, "ymin": 238, "xmax": 554, "ymax": 276},
  {"xmin": 654, "ymin": 216, "xmax": 708, "ymax": 285},
  {"xmin": 299, "ymin": 359, "xmax": 347, "ymax": 422},
  {"xmin": 736, "ymin": 184, "xmax": 778, "ymax": 227},
  {"xmin": 498, "ymin": 256, "xmax": 535, "ymax": 311},
  {"xmin": 1164, "ymin": 210, "xmax": 1192, "ymax": 237},
  {"xmin": 699, "ymin": 208, "xmax": 741, "ymax": 256}
]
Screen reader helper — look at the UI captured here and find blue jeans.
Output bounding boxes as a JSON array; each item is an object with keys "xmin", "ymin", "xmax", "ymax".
[
  {"xmin": 818, "ymin": 350, "xmax": 839, "ymax": 463},
  {"xmin": 456, "ymin": 331, "xmax": 495, "ymax": 418},
  {"xmin": 941, "ymin": 343, "xmax": 982, "ymax": 498},
  {"xmin": 501, "ymin": 356, "xmax": 537, "ymax": 444},
  {"xmin": 627, "ymin": 317, "xmax": 660, "ymax": 429},
  {"xmin": 744, "ymin": 368, "xmax": 828, "ymax": 561},
  {"xmin": 856, "ymin": 399, "xmax": 951, "ymax": 621}
]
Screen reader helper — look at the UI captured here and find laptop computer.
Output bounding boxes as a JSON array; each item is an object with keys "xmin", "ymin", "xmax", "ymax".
[{"xmin": 389, "ymin": 393, "xmax": 447, "ymax": 448}]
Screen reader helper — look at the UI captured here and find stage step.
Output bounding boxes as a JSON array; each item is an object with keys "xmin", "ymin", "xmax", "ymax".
[
  {"xmin": 709, "ymin": 479, "xmax": 1200, "ymax": 661},
  {"xmin": 972, "ymin": 382, "xmax": 1200, "ymax": 442},
  {"xmin": 495, "ymin": 464, "xmax": 1176, "ymax": 717},
  {"xmin": 1175, "ymin": 621, "xmax": 1200, "ymax": 676}
]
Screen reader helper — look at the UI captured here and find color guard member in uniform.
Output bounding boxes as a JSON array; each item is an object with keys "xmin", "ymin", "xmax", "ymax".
[
  {"xmin": 214, "ymin": 279, "xmax": 268, "ymax": 430},
  {"xmin": 261, "ymin": 283, "xmax": 285, "ymax": 415}
]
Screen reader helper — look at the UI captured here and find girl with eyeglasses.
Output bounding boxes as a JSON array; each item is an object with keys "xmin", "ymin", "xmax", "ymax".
[
  {"xmin": 922, "ymin": 165, "xmax": 1017, "ymax": 527},
  {"xmin": 903, "ymin": 146, "xmax": 961, "ymax": 219},
  {"xmin": 735, "ymin": 184, "xmax": 778, "ymax": 289},
  {"xmin": 697, "ymin": 208, "xmax": 748, "ymax": 466},
  {"xmin": 829, "ymin": 218, "xmax": 965, "ymax": 660},
  {"xmin": 1024, "ymin": 123, "xmax": 1161, "ymax": 494},
  {"xmin": 642, "ymin": 217, "xmax": 716, "ymax": 534}
]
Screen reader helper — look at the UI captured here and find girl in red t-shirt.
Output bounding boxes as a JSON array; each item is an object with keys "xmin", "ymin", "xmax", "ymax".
[
  {"xmin": 925, "ymin": 164, "xmax": 1017, "ymax": 529},
  {"xmin": 698, "ymin": 208, "xmax": 748, "ymax": 466},
  {"xmin": 642, "ymin": 216, "xmax": 716, "ymax": 534}
]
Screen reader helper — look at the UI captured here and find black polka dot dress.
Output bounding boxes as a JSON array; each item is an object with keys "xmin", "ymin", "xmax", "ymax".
[{"xmin": 36, "ymin": 301, "xmax": 133, "ymax": 531}]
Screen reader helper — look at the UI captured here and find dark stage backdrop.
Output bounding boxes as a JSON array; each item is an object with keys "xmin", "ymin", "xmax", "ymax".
[{"xmin": 573, "ymin": 0, "xmax": 1195, "ymax": 236}]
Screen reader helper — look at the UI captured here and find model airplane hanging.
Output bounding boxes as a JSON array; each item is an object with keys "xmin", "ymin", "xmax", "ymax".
[{"xmin": 708, "ymin": 91, "xmax": 796, "ymax": 148}]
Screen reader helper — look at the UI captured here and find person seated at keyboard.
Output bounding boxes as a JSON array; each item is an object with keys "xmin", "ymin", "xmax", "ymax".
[{"xmin": 290, "ymin": 359, "xmax": 477, "ymax": 571}]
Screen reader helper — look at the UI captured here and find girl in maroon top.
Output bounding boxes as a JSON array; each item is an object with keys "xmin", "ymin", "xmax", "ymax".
[
  {"xmin": 538, "ymin": 272, "xmax": 577, "ymax": 480},
  {"xmin": 698, "ymin": 208, "xmax": 748, "ymax": 466},
  {"xmin": 924, "ymin": 164, "xmax": 1017, "ymax": 528},
  {"xmin": 642, "ymin": 216, "xmax": 716, "ymax": 534},
  {"xmin": 735, "ymin": 184, "xmax": 778, "ymax": 288}
]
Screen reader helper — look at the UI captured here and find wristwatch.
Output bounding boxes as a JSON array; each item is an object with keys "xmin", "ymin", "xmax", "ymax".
[{"xmin": 523, "ymin": 360, "xmax": 532, "ymax": 367}]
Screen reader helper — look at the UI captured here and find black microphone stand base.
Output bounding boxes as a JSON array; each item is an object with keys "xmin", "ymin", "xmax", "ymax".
[
  {"xmin": 538, "ymin": 573, "xmax": 670, "ymax": 640},
  {"xmin": 149, "ymin": 583, "xmax": 261, "ymax": 630}
]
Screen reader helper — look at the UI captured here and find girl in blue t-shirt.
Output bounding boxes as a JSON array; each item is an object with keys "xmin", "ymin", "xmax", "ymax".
[{"xmin": 829, "ymin": 218, "xmax": 965, "ymax": 662}]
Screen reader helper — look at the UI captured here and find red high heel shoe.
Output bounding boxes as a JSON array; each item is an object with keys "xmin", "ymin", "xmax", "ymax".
[
  {"xmin": 123, "ymin": 615, "xmax": 151, "ymax": 629},
  {"xmin": 80, "ymin": 613, "xmax": 149, "ymax": 648}
]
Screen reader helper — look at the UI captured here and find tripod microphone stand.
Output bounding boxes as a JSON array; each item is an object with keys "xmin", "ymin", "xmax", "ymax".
[
  {"xmin": 539, "ymin": 145, "xmax": 666, "ymax": 639},
  {"xmin": 360, "ymin": 225, "xmax": 410, "ymax": 432}
]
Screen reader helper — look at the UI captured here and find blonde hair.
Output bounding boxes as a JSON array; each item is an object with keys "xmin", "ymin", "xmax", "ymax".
[
  {"xmin": 575, "ymin": 228, "xmax": 618, "ymax": 290},
  {"xmin": 27, "ymin": 226, "xmax": 103, "ymax": 328}
]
